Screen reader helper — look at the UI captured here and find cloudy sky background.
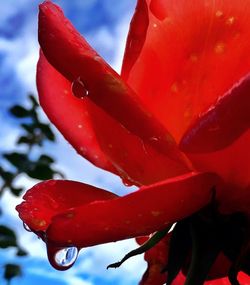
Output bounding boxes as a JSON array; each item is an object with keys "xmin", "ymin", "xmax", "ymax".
[{"xmin": 0, "ymin": 0, "xmax": 148, "ymax": 284}]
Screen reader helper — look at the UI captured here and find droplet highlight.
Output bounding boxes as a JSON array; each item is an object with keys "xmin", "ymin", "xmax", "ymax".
[
  {"xmin": 122, "ymin": 178, "xmax": 134, "ymax": 187},
  {"xmin": 214, "ymin": 42, "xmax": 225, "ymax": 54},
  {"xmin": 47, "ymin": 244, "xmax": 79, "ymax": 271},
  {"xmin": 71, "ymin": 77, "xmax": 88, "ymax": 99},
  {"xmin": 23, "ymin": 222, "xmax": 32, "ymax": 232}
]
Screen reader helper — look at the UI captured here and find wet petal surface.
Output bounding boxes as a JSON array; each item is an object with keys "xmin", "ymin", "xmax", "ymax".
[
  {"xmin": 45, "ymin": 172, "xmax": 221, "ymax": 247},
  {"xmin": 125, "ymin": 0, "xmax": 250, "ymax": 142},
  {"xmin": 38, "ymin": 1, "xmax": 187, "ymax": 167},
  {"xmin": 180, "ymin": 74, "xmax": 250, "ymax": 153},
  {"xmin": 37, "ymin": 52, "xmax": 117, "ymax": 173},
  {"xmin": 16, "ymin": 180, "xmax": 117, "ymax": 232}
]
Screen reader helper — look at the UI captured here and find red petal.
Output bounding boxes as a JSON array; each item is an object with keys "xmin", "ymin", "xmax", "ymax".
[
  {"xmin": 37, "ymin": 51, "xmax": 117, "ymax": 173},
  {"xmin": 38, "ymin": 49, "xmax": 189, "ymax": 187},
  {"xmin": 37, "ymin": 1, "xmax": 191, "ymax": 185},
  {"xmin": 173, "ymin": 271, "xmax": 250, "ymax": 285},
  {"xmin": 38, "ymin": 1, "xmax": 188, "ymax": 165},
  {"xmin": 205, "ymin": 272, "xmax": 250, "ymax": 285},
  {"xmin": 46, "ymin": 172, "xmax": 221, "ymax": 247},
  {"xmin": 180, "ymin": 74, "xmax": 250, "ymax": 153},
  {"xmin": 206, "ymin": 253, "xmax": 231, "ymax": 280},
  {"xmin": 188, "ymin": 130, "xmax": 250, "ymax": 189},
  {"xmin": 121, "ymin": 0, "xmax": 149, "ymax": 80},
  {"xmin": 87, "ymin": 102, "xmax": 190, "ymax": 185},
  {"xmin": 16, "ymin": 180, "xmax": 117, "ymax": 232},
  {"xmin": 125, "ymin": 0, "xmax": 250, "ymax": 142},
  {"xmin": 139, "ymin": 235, "xmax": 169, "ymax": 285}
]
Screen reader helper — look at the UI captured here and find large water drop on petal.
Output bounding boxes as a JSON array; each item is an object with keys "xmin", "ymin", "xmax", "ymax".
[
  {"xmin": 71, "ymin": 77, "xmax": 88, "ymax": 99},
  {"xmin": 54, "ymin": 247, "xmax": 78, "ymax": 267},
  {"xmin": 23, "ymin": 222, "xmax": 32, "ymax": 232},
  {"xmin": 122, "ymin": 178, "xmax": 134, "ymax": 187},
  {"xmin": 47, "ymin": 243, "xmax": 79, "ymax": 271}
]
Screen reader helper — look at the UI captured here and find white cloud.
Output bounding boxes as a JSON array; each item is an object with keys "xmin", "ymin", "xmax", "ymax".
[
  {"xmin": 75, "ymin": 240, "xmax": 146, "ymax": 284},
  {"xmin": 16, "ymin": 38, "xmax": 39, "ymax": 94},
  {"xmin": 111, "ymin": 13, "xmax": 132, "ymax": 73},
  {"xmin": 28, "ymin": 266, "xmax": 93, "ymax": 285}
]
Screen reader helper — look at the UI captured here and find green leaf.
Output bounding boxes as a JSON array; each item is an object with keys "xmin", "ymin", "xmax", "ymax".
[
  {"xmin": 9, "ymin": 105, "xmax": 30, "ymax": 118},
  {"xmin": 17, "ymin": 136, "xmax": 33, "ymax": 145},
  {"xmin": 29, "ymin": 94, "xmax": 39, "ymax": 108},
  {"xmin": 39, "ymin": 154, "xmax": 54, "ymax": 164},
  {"xmin": 16, "ymin": 248, "xmax": 28, "ymax": 257},
  {"xmin": 38, "ymin": 123, "xmax": 55, "ymax": 141},
  {"xmin": 0, "ymin": 225, "xmax": 17, "ymax": 248},
  {"xmin": 9, "ymin": 187, "xmax": 23, "ymax": 197},
  {"xmin": 27, "ymin": 164, "xmax": 54, "ymax": 180},
  {"xmin": 107, "ymin": 226, "xmax": 170, "ymax": 269},
  {"xmin": 4, "ymin": 264, "xmax": 22, "ymax": 282},
  {"xmin": 0, "ymin": 167, "xmax": 14, "ymax": 183},
  {"xmin": 3, "ymin": 152, "xmax": 29, "ymax": 171},
  {"xmin": 20, "ymin": 123, "xmax": 35, "ymax": 134}
]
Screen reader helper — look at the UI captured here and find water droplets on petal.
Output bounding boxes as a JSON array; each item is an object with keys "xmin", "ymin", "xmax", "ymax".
[
  {"xmin": 122, "ymin": 178, "xmax": 134, "ymax": 187},
  {"xmin": 23, "ymin": 222, "xmax": 32, "ymax": 232},
  {"xmin": 55, "ymin": 247, "xmax": 78, "ymax": 267},
  {"xmin": 71, "ymin": 77, "xmax": 89, "ymax": 99},
  {"xmin": 47, "ymin": 243, "xmax": 79, "ymax": 271}
]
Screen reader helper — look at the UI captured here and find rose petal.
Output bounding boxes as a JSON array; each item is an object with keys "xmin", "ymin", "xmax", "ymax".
[
  {"xmin": 125, "ymin": 0, "xmax": 250, "ymax": 142},
  {"xmin": 205, "ymin": 272, "xmax": 250, "ymax": 285},
  {"xmin": 188, "ymin": 130, "xmax": 250, "ymax": 189},
  {"xmin": 173, "ymin": 271, "xmax": 250, "ymax": 285},
  {"xmin": 46, "ymin": 172, "xmax": 221, "ymax": 247},
  {"xmin": 37, "ymin": 51, "xmax": 117, "ymax": 173},
  {"xmin": 138, "ymin": 234, "xmax": 169, "ymax": 285},
  {"xmin": 121, "ymin": 0, "xmax": 149, "ymax": 80},
  {"xmin": 207, "ymin": 253, "xmax": 231, "ymax": 280},
  {"xmin": 87, "ymin": 102, "xmax": 190, "ymax": 185},
  {"xmin": 180, "ymin": 74, "xmax": 250, "ymax": 153},
  {"xmin": 38, "ymin": 50, "xmax": 189, "ymax": 187},
  {"xmin": 38, "ymin": 1, "xmax": 188, "ymax": 166},
  {"xmin": 16, "ymin": 180, "xmax": 117, "ymax": 232},
  {"xmin": 38, "ymin": 1, "xmax": 191, "ymax": 185}
]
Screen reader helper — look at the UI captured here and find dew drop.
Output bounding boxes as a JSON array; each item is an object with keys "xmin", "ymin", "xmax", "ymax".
[
  {"xmin": 122, "ymin": 178, "xmax": 134, "ymax": 187},
  {"xmin": 214, "ymin": 42, "xmax": 225, "ymax": 54},
  {"xmin": 47, "ymin": 243, "xmax": 79, "ymax": 271},
  {"xmin": 23, "ymin": 222, "xmax": 32, "ymax": 232},
  {"xmin": 150, "ymin": 0, "xmax": 168, "ymax": 21},
  {"xmin": 71, "ymin": 77, "xmax": 88, "ymax": 99},
  {"xmin": 54, "ymin": 247, "xmax": 78, "ymax": 267},
  {"xmin": 149, "ymin": 136, "xmax": 159, "ymax": 142}
]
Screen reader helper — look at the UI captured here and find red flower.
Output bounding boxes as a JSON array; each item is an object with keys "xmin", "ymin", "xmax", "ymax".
[{"xmin": 16, "ymin": 1, "xmax": 250, "ymax": 284}]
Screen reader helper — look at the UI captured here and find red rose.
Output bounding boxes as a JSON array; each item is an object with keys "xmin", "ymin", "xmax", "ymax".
[{"xmin": 17, "ymin": 1, "xmax": 250, "ymax": 284}]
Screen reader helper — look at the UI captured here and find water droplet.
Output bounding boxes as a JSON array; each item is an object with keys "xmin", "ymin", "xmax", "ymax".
[
  {"xmin": 150, "ymin": 0, "xmax": 168, "ymax": 21},
  {"xmin": 47, "ymin": 244, "xmax": 79, "ymax": 271},
  {"xmin": 168, "ymin": 222, "xmax": 177, "ymax": 233},
  {"xmin": 149, "ymin": 136, "xmax": 159, "ymax": 142},
  {"xmin": 226, "ymin": 16, "xmax": 235, "ymax": 26},
  {"xmin": 170, "ymin": 82, "xmax": 179, "ymax": 93},
  {"xmin": 55, "ymin": 247, "xmax": 78, "ymax": 267},
  {"xmin": 215, "ymin": 10, "xmax": 223, "ymax": 18},
  {"xmin": 23, "ymin": 222, "xmax": 32, "ymax": 232},
  {"xmin": 122, "ymin": 178, "xmax": 134, "ymax": 187},
  {"xmin": 214, "ymin": 42, "xmax": 225, "ymax": 54},
  {"xmin": 71, "ymin": 77, "xmax": 88, "ymax": 99}
]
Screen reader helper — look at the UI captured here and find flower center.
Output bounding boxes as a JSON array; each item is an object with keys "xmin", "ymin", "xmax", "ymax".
[{"xmin": 165, "ymin": 201, "xmax": 250, "ymax": 285}]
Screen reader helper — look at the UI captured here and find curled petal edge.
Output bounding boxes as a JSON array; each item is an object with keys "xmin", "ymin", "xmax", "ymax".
[
  {"xmin": 44, "ymin": 172, "xmax": 223, "ymax": 248},
  {"xmin": 38, "ymin": 1, "xmax": 190, "ymax": 168},
  {"xmin": 180, "ymin": 74, "xmax": 250, "ymax": 153}
]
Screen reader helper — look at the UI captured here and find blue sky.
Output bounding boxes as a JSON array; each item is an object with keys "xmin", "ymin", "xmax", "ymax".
[{"xmin": 0, "ymin": 0, "xmax": 147, "ymax": 284}]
